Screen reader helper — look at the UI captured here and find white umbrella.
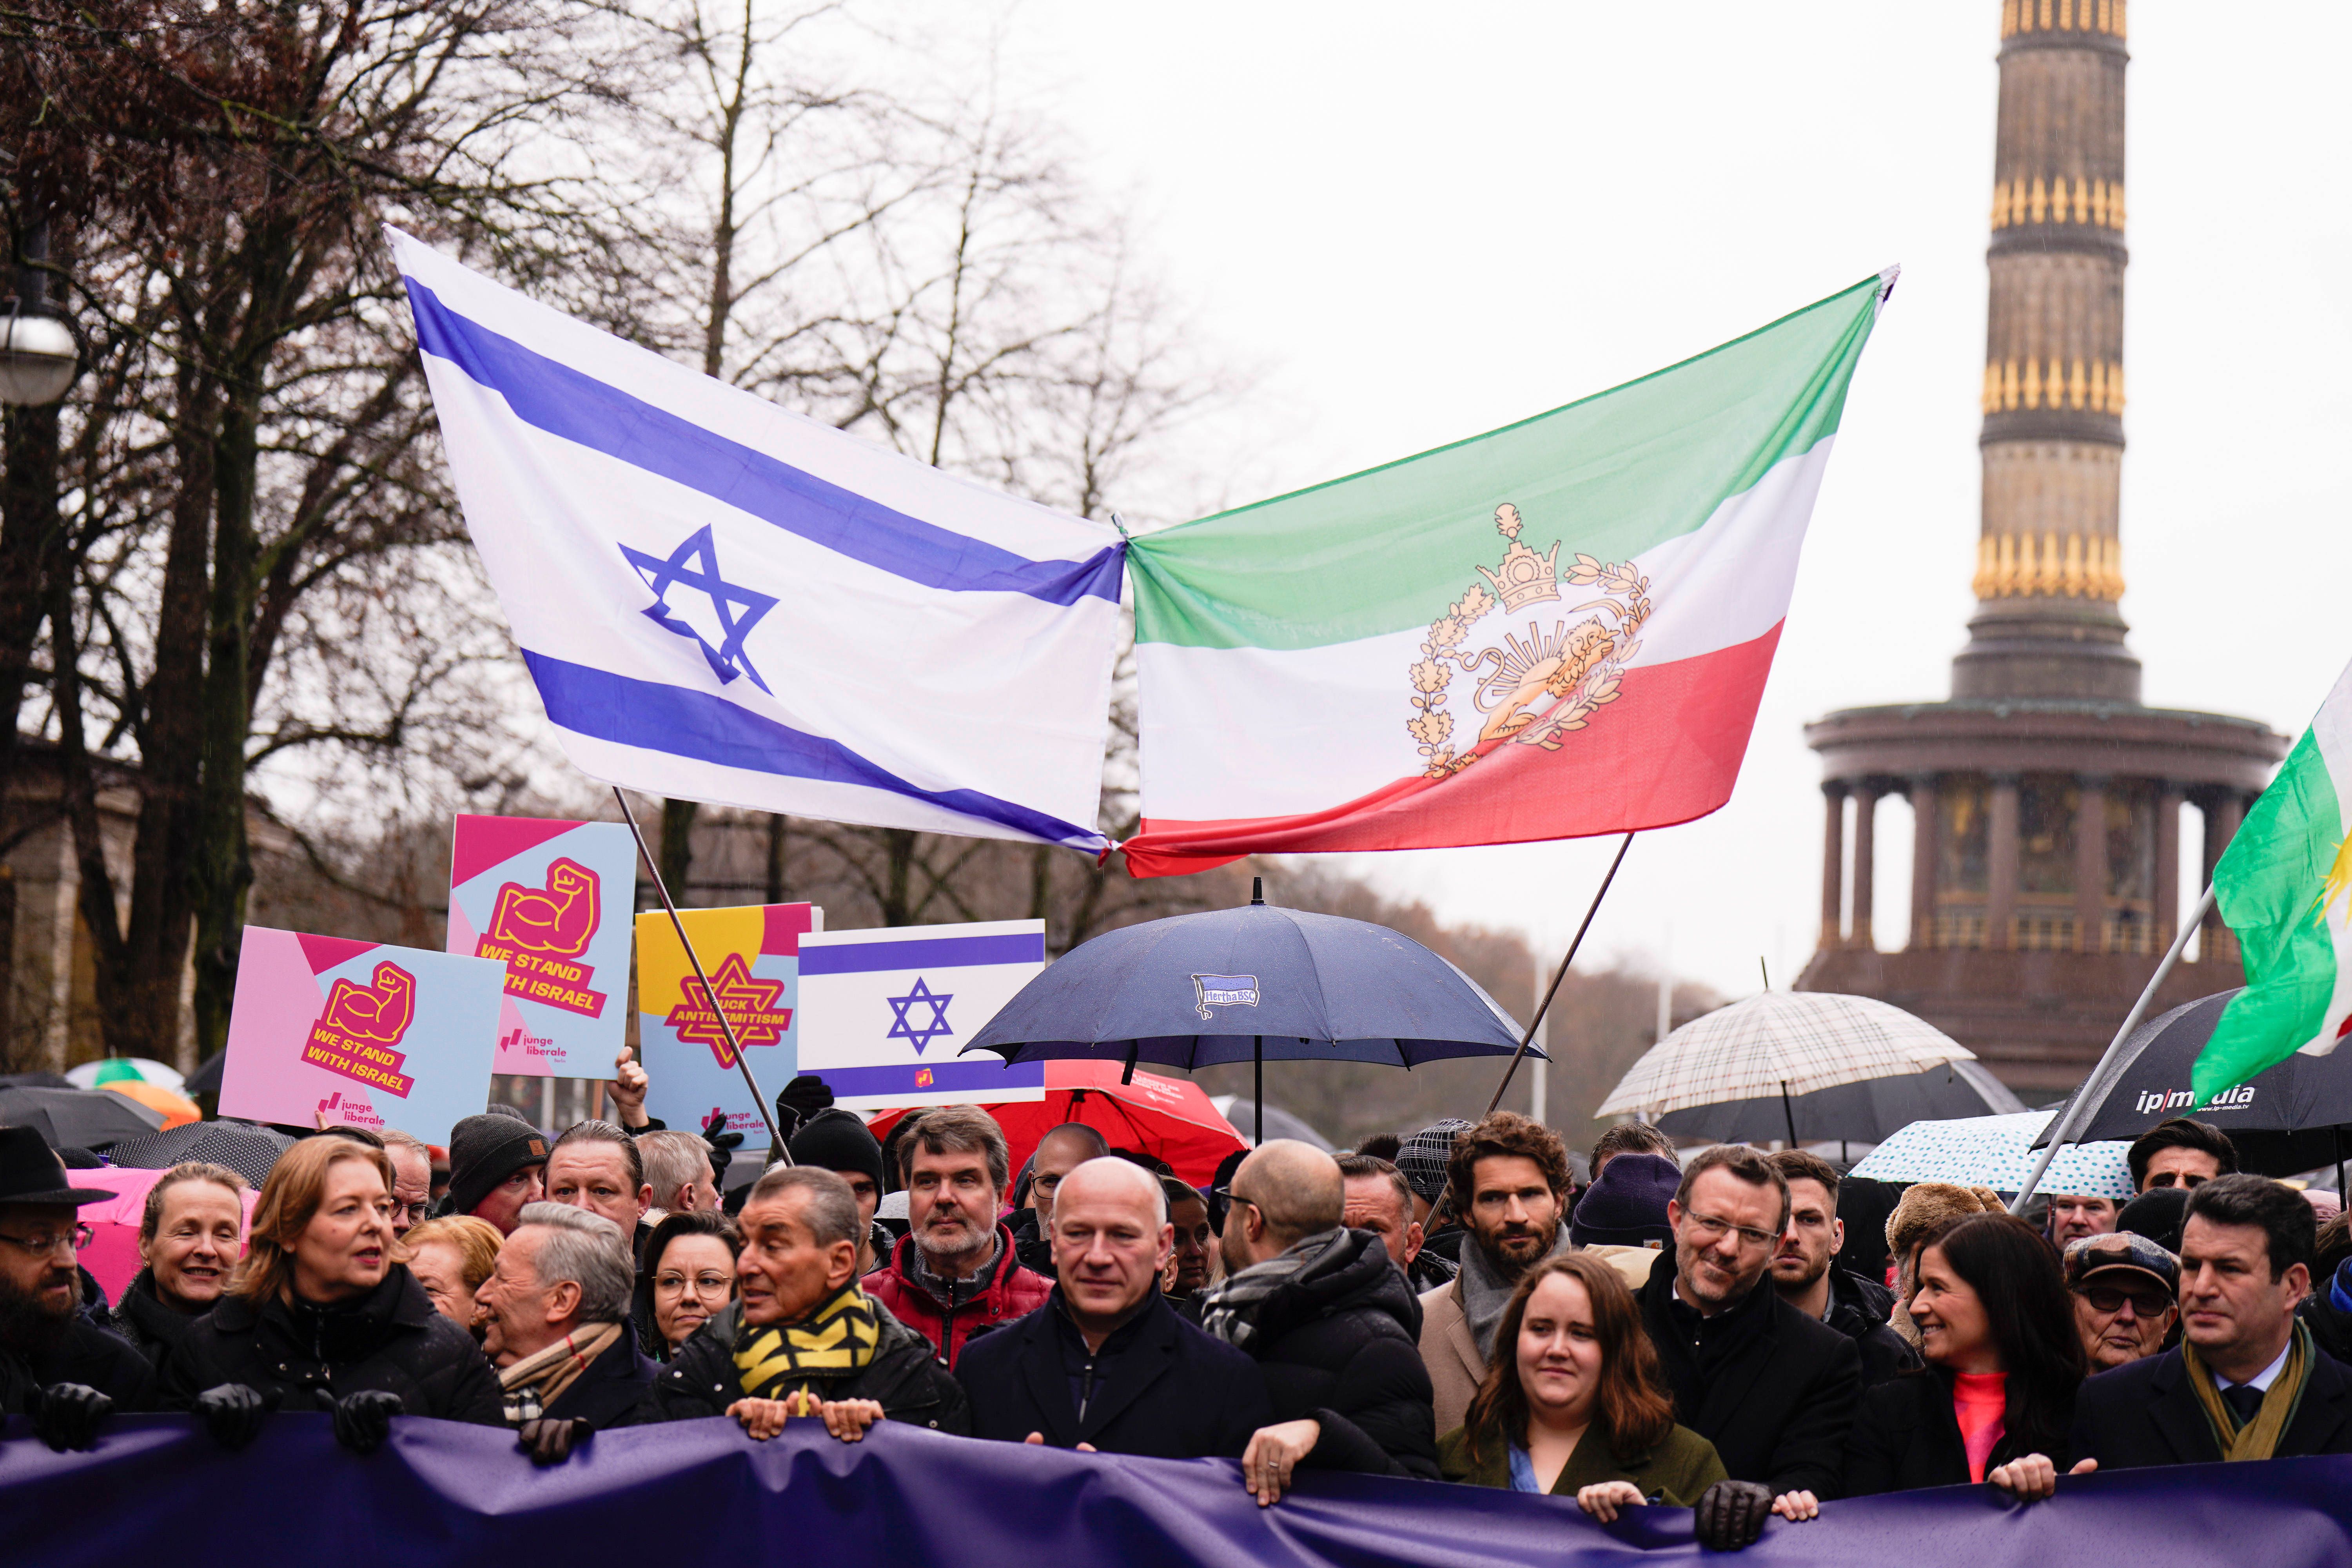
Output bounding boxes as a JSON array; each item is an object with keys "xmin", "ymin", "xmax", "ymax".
[
  {"xmin": 1849, "ymin": 1111, "xmax": 2135, "ymax": 1200},
  {"xmin": 64, "ymin": 1056, "xmax": 187, "ymax": 1092},
  {"xmin": 1598, "ymin": 991, "xmax": 1976, "ymax": 1126}
]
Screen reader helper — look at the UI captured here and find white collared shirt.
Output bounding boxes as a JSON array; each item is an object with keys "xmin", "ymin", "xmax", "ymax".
[{"xmin": 2229, "ymin": 1339, "xmax": 2294, "ymax": 1396}]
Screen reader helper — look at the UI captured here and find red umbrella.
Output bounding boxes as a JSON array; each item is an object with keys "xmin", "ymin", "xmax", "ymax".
[{"xmin": 864, "ymin": 1060, "xmax": 1245, "ymax": 1187}]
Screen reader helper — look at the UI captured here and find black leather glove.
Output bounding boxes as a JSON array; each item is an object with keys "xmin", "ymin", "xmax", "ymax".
[
  {"xmin": 701, "ymin": 1111, "xmax": 745, "ymax": 1187},
  {"xmin": 26, "ymin": 1382, "xmax": 112, "ymax": 1452},
  {"xmin": 322, "ymin": 1388, "xmax": 406, "ymax": 1454},
  {"xmin": 517, "ymin": 1416, "xmax": 591, "ymax": 1466},
  {"xmin": 1694, "ymin": 1480, "xmax": 1775, "ymax": 1552},
  {"xmin": 192, "ymin": 1383, "xmax": 277, "ymax": 1451},
  {"xmin": 774, "ymin": 1074, "xmax": 834, "ymax": 1141}
]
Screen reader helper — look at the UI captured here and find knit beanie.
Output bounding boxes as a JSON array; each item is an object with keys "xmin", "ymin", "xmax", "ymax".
[
  {"xmin": 447, "ymin": 1113, "xmax": 550, "ymax": 1217},
  {"xmin": 1396, "ymin": 1119, "xmax": 1474, "ymax": 1206},
  {"xmin": 788, "ymin": 1109, "xmax": 886, "ymax": 1197},
  {"xmin": 1568, "ymin": 1151, "xmax": 1679, "ymax": 1247},
  {"xmin": 2116, "ymin": 1185, "xmax": 2191, "ymax": 1255}
]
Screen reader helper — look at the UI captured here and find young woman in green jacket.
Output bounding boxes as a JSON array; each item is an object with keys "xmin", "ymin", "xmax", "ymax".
[{"xmin": 1438, "ymin": 1252, "xmax": 1725, "ymax": 1515}]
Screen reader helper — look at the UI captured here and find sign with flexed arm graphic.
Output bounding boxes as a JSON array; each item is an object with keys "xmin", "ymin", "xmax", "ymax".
[
  {"xmin": 219, "ymin": 927, "xmax": 502, "ymax": 1143},
  {"xmin": 447, "ymin": 815, "xmax": 637, "ymax": 1076}
]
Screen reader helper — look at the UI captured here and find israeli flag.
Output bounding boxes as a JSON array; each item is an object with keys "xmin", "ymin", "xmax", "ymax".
[{"xmin": 389, "ymin": 230, "xmax": 1122, "ymax": 851}]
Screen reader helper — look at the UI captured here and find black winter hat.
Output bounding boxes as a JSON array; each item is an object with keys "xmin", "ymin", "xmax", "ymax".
[
  {"xmin": 446, "ymin": 1113, "xmax": 549, "ymax": 1217},
  {"xmin": 789, "ymin": 1109, "xmax": 885, "ymax": 1196},
  {"xmin": 2117, "ymin": 1185, "xmax": 2191, "ymax": 1256},
  {"xmin": 1568, "ymin": 1151, "xmax": 1679, "ymax": 1247}
]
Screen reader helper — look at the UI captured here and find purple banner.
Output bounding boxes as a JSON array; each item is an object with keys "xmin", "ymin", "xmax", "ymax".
[{"xmin": 6, "ymin": 1414, "xmax": 2352, "ymax": 1567}]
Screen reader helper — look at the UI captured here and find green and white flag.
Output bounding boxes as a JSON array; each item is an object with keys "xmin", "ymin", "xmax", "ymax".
[{"xmin": 2193, "ymin": 657, "xmax": 2352, "ymax": 1104}]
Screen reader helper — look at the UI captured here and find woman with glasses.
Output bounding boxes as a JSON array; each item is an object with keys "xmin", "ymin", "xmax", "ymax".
[
  {"xmin": 1843, "ymin": 1212, "xmax": 2088, "ymax": 1500},
  {"xmin": 160, "ymin": 1135, "xmax": 505, "ymax": 1452},
  {"xmin": 639, "ymin": 1209, "xmax": 739, "ymax": 1358},
  {"xmin": 113, "ymin": 1163, "xmax": 247, "ymax": 1367}
]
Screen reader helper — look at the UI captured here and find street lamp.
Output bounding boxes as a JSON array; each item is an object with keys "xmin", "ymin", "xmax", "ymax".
[{"xmin": 1, "ymin": 220, "xmax": 77, "ymax": 407}]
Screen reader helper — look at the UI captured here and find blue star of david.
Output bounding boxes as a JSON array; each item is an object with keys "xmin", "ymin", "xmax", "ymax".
[
  {"xmin": 619, "ymin": 525, "xmax": 777, "ymax": 693},
  {"xmin": 886, "ymin": 976, "xmax": 955, "ymax": 1056}
]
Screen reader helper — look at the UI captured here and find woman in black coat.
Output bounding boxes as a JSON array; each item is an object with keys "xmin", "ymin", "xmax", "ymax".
[
  {"xmin": 162, "ymin": 1136, "xmax": 504, "ymax": 1450},
  {"xmin": 1843, "ymin": 1212, "xmax": 2086, "ymax": 1500}
]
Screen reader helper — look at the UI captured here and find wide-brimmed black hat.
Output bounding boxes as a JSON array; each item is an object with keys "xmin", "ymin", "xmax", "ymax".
[{"xmin": 0, "ymin": 1124, "xmax": 115, "ymax": 1206}]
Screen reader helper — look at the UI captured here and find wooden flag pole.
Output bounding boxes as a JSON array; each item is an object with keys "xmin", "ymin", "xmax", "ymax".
[{"xmin": 613, "ymin": 787, "xmax": 790, "ymax": 1160}]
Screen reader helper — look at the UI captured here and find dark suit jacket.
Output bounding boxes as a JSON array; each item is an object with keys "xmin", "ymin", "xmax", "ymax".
[
  {"xmin": 1637, "ymin": 1250, "xmax": 1862, "ymax": 1497},
  {"xmin": 1843, "ymin": 1367, "xmax": 2073, "ymax": 1495},
  {"xmin": 956, "ymin": 1289, "xmax": 1271, "ymax": 1459},
  {"xmin": 542, "ymin": 1330, "xmax": 660, "ymax": 1429},
  {"xmin": 2069, "ymin": 1343, "xmax": 2352, "ymax": 1469}
]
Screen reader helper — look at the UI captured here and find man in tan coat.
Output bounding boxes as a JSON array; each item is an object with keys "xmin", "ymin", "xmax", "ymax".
[{"xmin": 1415, "ymin": 1112, "xmax": 1575, "ymax": 1436}]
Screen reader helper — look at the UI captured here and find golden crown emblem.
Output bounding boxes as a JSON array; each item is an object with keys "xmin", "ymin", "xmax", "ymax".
[
  {"xmin": 1476, "ymin": 538, "xmax": 1563, "ymax": 613},
  {"xmin": 1473, "ymin": 503, "xmax": 1561, "ymax": 613}
]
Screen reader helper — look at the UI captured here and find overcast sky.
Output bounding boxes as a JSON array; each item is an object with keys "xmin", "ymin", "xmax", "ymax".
[{"xmin": 991, "ymin": 1, "xmax": 2352, "ymax": 1007}]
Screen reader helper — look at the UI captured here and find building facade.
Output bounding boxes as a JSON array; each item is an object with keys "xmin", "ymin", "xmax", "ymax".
[{"xmin": 1798, "ymin": 0, "xmax": 2286, "ymax": 1098}]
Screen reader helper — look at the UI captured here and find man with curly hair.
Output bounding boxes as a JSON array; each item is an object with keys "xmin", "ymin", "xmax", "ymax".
[{"xmin": 1414, "ymin": 1112, "xmax": 1574, "ymax": 1434}]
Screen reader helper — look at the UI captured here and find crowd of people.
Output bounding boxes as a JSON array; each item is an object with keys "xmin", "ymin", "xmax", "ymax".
[{"xmin": 3, "ymin": 1063, "xmax": 2348, "ymax": 1549}]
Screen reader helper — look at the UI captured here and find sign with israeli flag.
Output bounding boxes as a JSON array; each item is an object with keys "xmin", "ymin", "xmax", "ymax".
[
  {"xmin": 387, "ymin": 229, "xmax": 1122, "ymax": 851},
  {"xmin": 797, "ymin": 920, "xmax": 1048, "ymax": 1109}
]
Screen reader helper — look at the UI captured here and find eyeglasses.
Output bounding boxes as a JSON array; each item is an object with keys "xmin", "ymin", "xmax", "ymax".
[
  {"xmin": 390, "ymin": 1201, "xmax": 431, "ymax": 1225},
  {"xmin": 2143, "ymin": 1172, "xmax": 2208, "ymax": 1190},
  {"xmin": 1210, "ymin": 1185, "xmax": 1258, "ymax": 1210},
  {"xmin": 1681, "ymin": 1211, "xmax": 1780, "ymax": 1250},
  {"xmin": 654, "ymin": 1271, "xmax": 734, "ymax": 1298},
  {"xmin": 2078, "ymin": 1283, "xmax": 2174, "ymax": 1317},
  {"xmin": 0, "ymin": 1223, "xmax": 95, "ymax": 1258}
]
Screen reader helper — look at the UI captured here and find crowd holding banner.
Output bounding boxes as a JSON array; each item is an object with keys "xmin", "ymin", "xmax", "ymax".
[{"xmin": 10, "ymin": 1039, "xmax": 2352, "ymax": 1563}]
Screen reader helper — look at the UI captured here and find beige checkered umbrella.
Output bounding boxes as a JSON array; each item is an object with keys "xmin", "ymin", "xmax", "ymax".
[{"xmin": 1597, "ymin": 991, "xmax": 1976, "ymax": 1121}]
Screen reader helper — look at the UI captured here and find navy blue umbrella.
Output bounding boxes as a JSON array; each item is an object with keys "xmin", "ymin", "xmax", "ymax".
[{"xmin": 962, "ymin": 881, "xmax": 1533, "ymax": 1137}]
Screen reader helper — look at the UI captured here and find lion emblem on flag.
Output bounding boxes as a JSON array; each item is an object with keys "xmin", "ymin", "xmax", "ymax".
[{"xmin": 1406, "ymin": 505, "xmax": 1652, "ymax": 778}]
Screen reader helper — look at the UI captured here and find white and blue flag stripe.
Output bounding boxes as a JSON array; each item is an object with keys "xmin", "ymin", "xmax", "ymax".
[{"xmin": 389, "ymin": 229, "xmax": 1122, "ymax": 851}]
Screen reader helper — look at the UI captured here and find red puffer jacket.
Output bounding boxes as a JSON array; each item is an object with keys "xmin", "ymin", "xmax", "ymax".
[{"xmin": 863, "ymin": 1223, "xmax": 1053, "ymax": 1369}]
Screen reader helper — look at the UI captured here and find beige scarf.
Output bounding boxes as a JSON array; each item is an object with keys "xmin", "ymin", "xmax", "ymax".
[
  {"xmin": 2181, "ymin": 1320, "xmax": 2314, "ymax": 1462},
  {"xmin": 500, "ymin": 1321, "xmax": 624, "ymax": 1424}
]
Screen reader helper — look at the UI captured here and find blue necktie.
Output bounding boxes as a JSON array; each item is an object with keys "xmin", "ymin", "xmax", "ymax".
[{"xmin": 2222, "ymin": 1383, "xmax": 2265, "ymax": 1426}]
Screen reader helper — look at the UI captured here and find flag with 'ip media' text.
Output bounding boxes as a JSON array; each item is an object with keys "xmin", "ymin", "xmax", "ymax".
[{"xmin": 390, "ymin": 230, "xmax": 1122, "ymax": 852}]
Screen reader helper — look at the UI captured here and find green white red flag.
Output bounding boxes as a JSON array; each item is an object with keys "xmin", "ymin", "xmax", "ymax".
[{"xmin": 1120, "ymin": 272, "xmax": 1895, "ymax": 877}]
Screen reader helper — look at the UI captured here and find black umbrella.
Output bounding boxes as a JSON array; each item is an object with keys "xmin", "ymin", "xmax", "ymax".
[
  {"xmin": 964, "ymin": 881, "xmax": 1528, "ymax": 1140},
  {"xmin": 183, "ymin": 1053, "xmax": 227, "ymax": 1099},
  {"xmin": 2032, "ymin": 989, "xmax": 2352, "ymax": 1178},
  {"xmin": 109, "ymin": 1119, "xmax": 297, "ymax": 1187},
  {"xmin": 0, "ymin": 1071, "xmax": 74, "ymax": 1090},
  {"xmin": 0, "ymin": 1085, "xmax": 167, "ymax": 1149},
  {"xmin": 1657, "ymin": 1058, "xmax": 2027, "ymax": 1148}
]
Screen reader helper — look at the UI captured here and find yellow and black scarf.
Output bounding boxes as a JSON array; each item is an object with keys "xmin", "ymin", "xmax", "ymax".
[
  {"xmin": 2182, "ymin": 1319, "xmax": 2315, "ymax": 1462},
  {"xmin": 733, "ymin": 1286, "xmax": 880, "ymax": 1401}
]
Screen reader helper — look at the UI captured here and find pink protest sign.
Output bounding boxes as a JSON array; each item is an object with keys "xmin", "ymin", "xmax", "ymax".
[
  {"xmin": 446, "ymin": 815, "xmax": 637, "ymax": 1076},
  {"xmin": 219, "ymin": 927, "xmax": 502, "ymax": 1144}
]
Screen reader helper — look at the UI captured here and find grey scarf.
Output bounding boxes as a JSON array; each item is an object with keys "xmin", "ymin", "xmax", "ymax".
[
  {"xmin": 1198, "ymin": 1230, "xmax": 1344, "ymax": 1353},
  {"xmin": 1459, "ymin": 1226, "xmax": 1573, "ymax": 1359}
]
